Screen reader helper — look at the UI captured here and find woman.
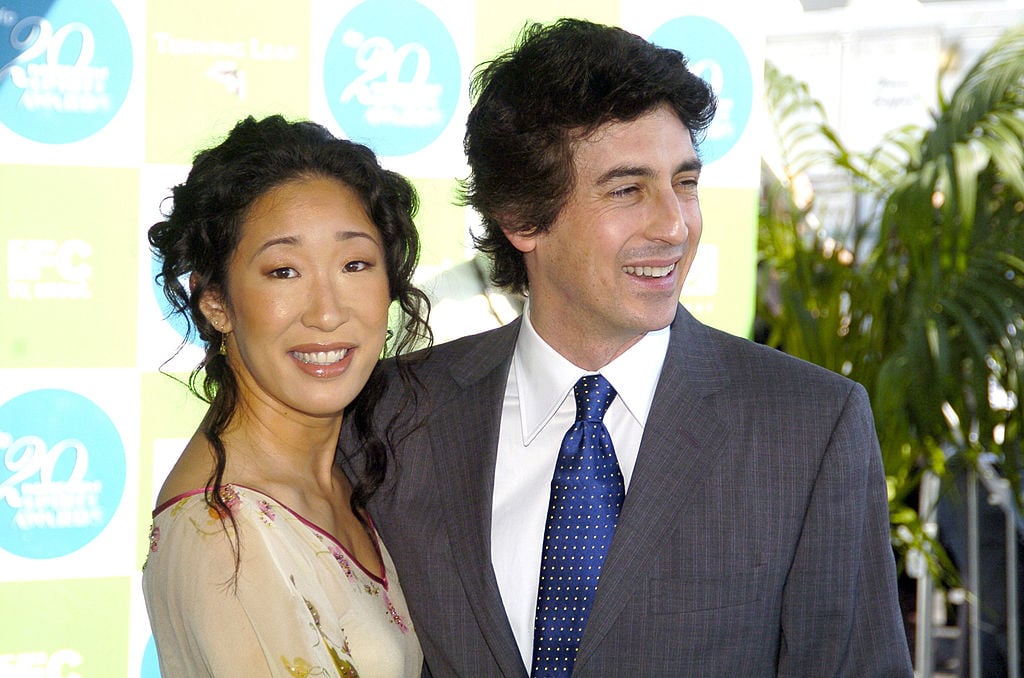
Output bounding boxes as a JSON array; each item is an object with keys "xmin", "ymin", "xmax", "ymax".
[{"xmin": 142, "ymin": 115, "xmax": 430, "ymax": 677}]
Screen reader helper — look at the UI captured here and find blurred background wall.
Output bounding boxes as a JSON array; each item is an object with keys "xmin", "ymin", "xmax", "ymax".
[{"xmin": 0, "ymin": 1, "xmax": 761, "ymax": 675}]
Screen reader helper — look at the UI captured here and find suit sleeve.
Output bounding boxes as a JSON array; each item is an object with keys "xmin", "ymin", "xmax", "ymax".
[{"xmin": 776, "ymin": 383, "xmax": 913, "ymax": 677}]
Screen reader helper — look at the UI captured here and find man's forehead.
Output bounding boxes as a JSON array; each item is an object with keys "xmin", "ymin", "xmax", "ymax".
[
  {"xmin": 572, "ymin": 113, "xmax": 699, "ymax": 173},
  {"xmin": 576, "ymin": 105, "xmax": 692, "ymax": 139}
]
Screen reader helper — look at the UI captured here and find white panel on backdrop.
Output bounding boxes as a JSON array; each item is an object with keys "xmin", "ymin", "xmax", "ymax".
[{"xmin": 150, "ymin": 437, "xmax": 185, "ymax": 500}]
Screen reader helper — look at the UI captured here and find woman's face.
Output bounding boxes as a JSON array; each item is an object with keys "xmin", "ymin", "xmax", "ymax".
[{"xmin": 203, "ymin": 176, "xmax": 391, "ymax": 421}]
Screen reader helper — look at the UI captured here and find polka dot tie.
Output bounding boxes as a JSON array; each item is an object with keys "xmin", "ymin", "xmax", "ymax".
[{"xmin": 531, "ymin": 374, "xmax": 624, "ymax": 677}]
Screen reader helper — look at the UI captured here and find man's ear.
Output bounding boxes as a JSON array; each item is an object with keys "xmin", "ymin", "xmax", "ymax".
[
  {"xmin": 501, "ymin": 223, "xmax": 539, "ymax": 254},
  {"xmin": 195, "ymin": 276, "xmax": 232, "ymax": 333}
]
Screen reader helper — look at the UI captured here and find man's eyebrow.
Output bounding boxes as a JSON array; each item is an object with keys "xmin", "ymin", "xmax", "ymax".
[
  {"xmin": 676, "ymin": 158, "xmax": 703, "ymax": 174},
  {"xmin": 595, "ymin": 165, "xmax": 654, "ymax": 186},
  {"xmin": 594, "ymin": 159, "xmax": 703, "ymax": 186}
]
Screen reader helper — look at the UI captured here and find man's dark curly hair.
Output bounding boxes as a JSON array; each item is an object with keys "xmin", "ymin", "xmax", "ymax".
[{"xmin": 460, "ymin": 18, "xmax": 718, "ymax": 295}]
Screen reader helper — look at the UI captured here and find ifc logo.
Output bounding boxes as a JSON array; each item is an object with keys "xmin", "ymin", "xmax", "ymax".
[
  {"xmin": 0, "ymin": 389, "xmax": 126, "ymax": 559},
  {"xmin": 7, "ymin": 238, "xmax": 93, "ymax": 300},
  {"xmin": 323, "ymin": 0, "xmax": 460, "ymax": 156}
]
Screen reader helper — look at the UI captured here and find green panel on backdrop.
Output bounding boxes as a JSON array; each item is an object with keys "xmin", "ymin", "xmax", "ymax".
[
  {"xmin": 0, "ymin": 165, "xmax": 139, "ymax": 368},
  {"xmin": 0, "ymin": 577, "xmax": 130, "ymax": 676},
  {"xmin": 413, "ymin": 178, "xmax": 469, "ymax": 269},
  {"xmin": 681, "ymin": 186, "xmax": 759, "ymax": 339},
  {"xmin": 474, "ymin": 1, "xmax": 620, "ymax": 64},
  {"xmin": 145, "ymin": 0, "xmax": 312, "ymax": 164},
  {"xmin": 136, "ymin": 371, "xmax": 208, "ymax": 569}
]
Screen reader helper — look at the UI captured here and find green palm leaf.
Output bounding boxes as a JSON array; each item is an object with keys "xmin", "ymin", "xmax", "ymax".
[{"xmin": 759, "ymin": 24, "xmax": 1024, "ymax": 572}]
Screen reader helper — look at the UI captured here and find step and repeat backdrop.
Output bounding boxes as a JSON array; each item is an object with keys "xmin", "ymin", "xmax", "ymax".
[{"xmin": 0, "ymin": 0, "xmax": 762, "ymax": 675}]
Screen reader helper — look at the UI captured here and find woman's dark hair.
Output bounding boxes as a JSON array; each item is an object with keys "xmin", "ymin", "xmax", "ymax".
[
  {"xmin": 148, "ymin": 115, "xmax": 430, "ymax": 543},
  {"xmin": 460, "ymin": 18, "xmax": 718, "ymax": 295}
]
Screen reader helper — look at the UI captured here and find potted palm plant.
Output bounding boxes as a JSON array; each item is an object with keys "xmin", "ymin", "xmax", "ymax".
[{"xmin": 758, "ymin": 25, "xmax": 1024, "ymax": 579}]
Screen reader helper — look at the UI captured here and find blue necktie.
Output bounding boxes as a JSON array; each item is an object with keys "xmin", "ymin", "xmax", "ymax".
[{"xmin": 531, "ymin": 374, "xmax": 625, "ymax": 677}]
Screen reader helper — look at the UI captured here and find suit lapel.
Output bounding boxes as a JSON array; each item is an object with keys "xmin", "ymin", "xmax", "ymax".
[
  {"xmin": 427, "ymin": 320, "xmax": 529, "ymax": 676},
  {"xmin": 575, "ymin": 306, "xmax": 733, "ymax": 669}
]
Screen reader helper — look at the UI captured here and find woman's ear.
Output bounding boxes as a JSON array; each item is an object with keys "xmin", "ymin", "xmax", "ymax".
[{"xmin": 196, "ymin": 277, "xmax": 232, "ymax": 334}]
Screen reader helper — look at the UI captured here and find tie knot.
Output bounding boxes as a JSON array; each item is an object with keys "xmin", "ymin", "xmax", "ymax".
[{"xmin": 574, "ymin": 374, "xmax": 616, "ymax": 423}]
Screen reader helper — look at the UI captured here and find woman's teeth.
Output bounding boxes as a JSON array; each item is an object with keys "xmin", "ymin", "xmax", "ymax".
[{"xmin": 291, "ymin": 349, "xmax": 348, "ymax": 365}]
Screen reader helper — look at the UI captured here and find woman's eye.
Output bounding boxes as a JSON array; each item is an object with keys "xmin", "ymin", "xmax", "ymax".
[
  {"xmin": 268, "ymin": 267, "xmax": 297, "ymax": 279},
  {"xmin": 344, "ymin": 260, "xmax": 369, "ymax": 273}
]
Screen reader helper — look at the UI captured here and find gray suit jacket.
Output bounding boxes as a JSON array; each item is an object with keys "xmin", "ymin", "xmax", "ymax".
[{"xmin": 341, "ymin": 305, "xmax": 913, "ymax": 677}]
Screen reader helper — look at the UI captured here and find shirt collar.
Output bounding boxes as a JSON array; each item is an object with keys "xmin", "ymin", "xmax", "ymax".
[{"xmin": 512, "ymin": 302, "xmax": 671, "ymax": 445}]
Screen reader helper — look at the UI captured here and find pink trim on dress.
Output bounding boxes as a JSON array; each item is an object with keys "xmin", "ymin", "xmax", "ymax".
[
  {"xmin": 152, "ymin": 487, "xmax": 207, "ymax": 516},
  {"xmin": 151, "ymin": 483, "xmax": 389, "ymax": 587}
]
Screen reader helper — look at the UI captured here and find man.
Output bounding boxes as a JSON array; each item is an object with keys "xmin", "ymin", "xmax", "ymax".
[{"xmin": 341, "ymin": 18, "xmax": 912, "ymax": 676}]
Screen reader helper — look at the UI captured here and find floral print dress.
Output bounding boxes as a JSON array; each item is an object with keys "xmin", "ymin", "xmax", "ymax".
[{"xmin": 142, "ymin": 484, "xmax": 421, "ymax": 677}]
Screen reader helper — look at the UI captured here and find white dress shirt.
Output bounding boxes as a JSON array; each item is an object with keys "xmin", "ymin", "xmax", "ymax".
[{"xmin": 490, "ymin": 307, "xmax": 670, "ymax": 669}]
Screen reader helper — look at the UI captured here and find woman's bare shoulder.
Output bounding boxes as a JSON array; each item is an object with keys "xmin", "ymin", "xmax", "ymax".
[{"xmin": 154, "ymin": 433, "xmax": 215, "ymax": 508}]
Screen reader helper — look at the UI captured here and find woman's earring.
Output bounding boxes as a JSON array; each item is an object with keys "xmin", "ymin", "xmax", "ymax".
[{"xmin": 219, "ymin": 332, "xmax": 229, "ymax": 356}]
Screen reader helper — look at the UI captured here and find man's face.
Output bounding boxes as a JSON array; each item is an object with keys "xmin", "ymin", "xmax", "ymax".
[{"xmin": 505, "ymin": 103, "xmax": 703, "ymax": 369}]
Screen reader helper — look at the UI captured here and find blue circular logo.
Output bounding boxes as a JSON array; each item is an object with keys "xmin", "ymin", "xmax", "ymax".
[
  {"xmin": 0, "ymin": 389, "xmax": 126, "ymax": 558},
  {"xmin": 150, "ymin": 253, "xmax": 197, "ymax": 345},
  {"xmin": 323, "ymin": 0, "xmax": 460, "ymax": 156},
  {"xmin": 0, "ymin": 0, "xmax": 133, "ymax": 144},
  {"xmin": 650, "ymin": 16, "xmax": 753, "ymax": 164},
  {"xmin": 141, "ymin": 636, "xmax": 161, "ymax": 677}
]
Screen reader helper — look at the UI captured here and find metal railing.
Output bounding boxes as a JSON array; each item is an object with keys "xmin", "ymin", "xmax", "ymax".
[{"xmin": 914, "ymin": 457, "xmax": 1021, "ymax": 678}]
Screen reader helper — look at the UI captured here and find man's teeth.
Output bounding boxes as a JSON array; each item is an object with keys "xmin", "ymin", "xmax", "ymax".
[
  {"xmin": 622, "ymin": 263, "xmax": 675, "ymax": 278},
  {"xmin": 291, "ymin": 349, "xmax": 348, "ymax": 365}
]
